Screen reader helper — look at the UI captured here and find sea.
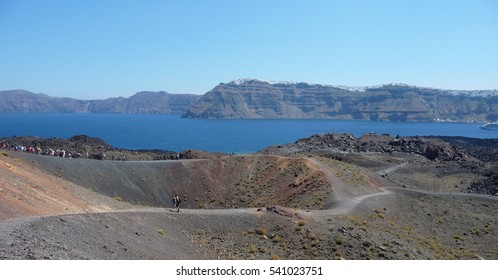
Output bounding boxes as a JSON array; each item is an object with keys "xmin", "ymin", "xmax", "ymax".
[{"xmin": 0, "ymin": 114, "xmax": 496, "ymax": 154}]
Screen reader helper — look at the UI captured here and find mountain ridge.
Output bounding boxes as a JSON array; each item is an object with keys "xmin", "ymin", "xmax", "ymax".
[
  {"xmin": 227, "ymin": 78, "xmax": 498, "ymax": 96},
  {"xmin": 182, "ymin": 79, "xmax": 498, "ymax": 122},
  {"xmin": 0, "ymin": 89, "xmax": 200, "ymax": 114},
  {"xmin": 2, "ymin": 79, "xmax": 498, "ymax": 122}
]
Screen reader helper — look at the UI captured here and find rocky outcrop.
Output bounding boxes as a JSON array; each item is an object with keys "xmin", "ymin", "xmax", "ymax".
[
  {"xmin": 0, "ymin": 90, "xmax": 200, "ymax": 114},
  {"xmin": 468, "ymin": 173, "xmax": 498, "ymax": 196},
  {"xmin": 182, "ymin": 79, "xmax": 498, "ymax": 122},
  {"xmin": 427, "ymin": 136, "xmax": 498, "ymax": 163},
  {"xmin": 260, "ymin": 133, "xmax": 474, "ymax": 162}
]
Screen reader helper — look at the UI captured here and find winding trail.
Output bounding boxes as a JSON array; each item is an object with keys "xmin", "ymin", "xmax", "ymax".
[
  {"xmin": 303, "ymin": 158, "xmax": 498, "ymax": 216},
  {"xmin": 303, "ymin": 158, "xmax": 393, "ymax": 215}
]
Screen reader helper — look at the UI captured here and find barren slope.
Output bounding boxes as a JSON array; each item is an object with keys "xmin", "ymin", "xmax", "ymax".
[
  {"xmin": 1, "ymin": 148, "xmax": 497, "ymax": 260},
  {"xmin": 0, "ymin": 151, "xmax": 135, "ymax": 221},
  {"xmin": 8, "ymin": 152, "xmax": 336, "ymax": 210}
]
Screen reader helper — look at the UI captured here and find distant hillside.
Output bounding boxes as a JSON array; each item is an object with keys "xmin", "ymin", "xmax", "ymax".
[
  {"xmin": 182, "ymin": 79, "xmax": 498, "ymax": 122},
  {"xmin": 0, "ymin": 90, "xmax": 200, "ymax": 114}
]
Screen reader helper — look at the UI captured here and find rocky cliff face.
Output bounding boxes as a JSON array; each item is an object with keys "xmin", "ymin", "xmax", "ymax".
[
  {"xmin": 182, "ymin": 79, "xmax": 498, "ymax": 122},
  {"xmin": 4, "ymin": 81, "xmax": 498, "ymax": 121},
  {"xmin": 0, "ymin": 90, "xmax": 200, "ymax": 114}
]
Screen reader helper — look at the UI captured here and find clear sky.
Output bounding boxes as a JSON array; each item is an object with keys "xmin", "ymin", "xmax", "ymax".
[{"xmin": 1, "ymin": 0, "xmax": 497, "ymax": 99}]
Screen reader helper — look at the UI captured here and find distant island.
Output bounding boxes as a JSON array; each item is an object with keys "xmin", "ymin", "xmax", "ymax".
[
  {"xmin": 182, "ymin": 79, "xmax": 498, "ymax": 122},
  {"xmin": 0, "ymin": 90, "xmax": 199, "ymax": 114},
  {"xmin": 2, "ymin": 79, "xmax": 498, "ymax": 122}
]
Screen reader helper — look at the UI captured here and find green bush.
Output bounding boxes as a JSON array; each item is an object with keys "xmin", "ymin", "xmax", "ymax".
[
  {"xmin": 335, "ymin": 236, "xmax": 345, "ymax": 245},
  {"xmin": 272, "ymin": 235, "xmax": 281, "ymax": 243},
  {"xmin": 452, "ymin": 234, "xmax": 465, "ymax": 241},
  {"xmin": 255, "ymin": 227, "xmax": 267, "ymax": 236}
]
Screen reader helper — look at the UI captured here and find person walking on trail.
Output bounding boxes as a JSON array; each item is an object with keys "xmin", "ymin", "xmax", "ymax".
[
  {"xmin": 172, "ymin": 194, "xmax": 181, "ymax": 212},
  {"xmin": 175, "ymin": 194, "xmax": 181, "ymax": 212},
  {"xmin": 172, "ymin": 195, "xmax": 177, "ymax": 211}
]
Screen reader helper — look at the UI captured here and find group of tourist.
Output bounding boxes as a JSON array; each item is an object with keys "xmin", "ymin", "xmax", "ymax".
[{"xmin": 0, "ymin": 141, "xmax": 111, "ymax": 160}]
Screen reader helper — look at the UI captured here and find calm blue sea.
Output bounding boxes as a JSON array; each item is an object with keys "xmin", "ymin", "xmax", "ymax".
[{"xmin": 0, "ymin": 114, "xmax": 496, "ymax": 153}]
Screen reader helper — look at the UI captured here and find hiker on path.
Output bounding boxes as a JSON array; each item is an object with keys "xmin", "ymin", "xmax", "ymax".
[{"xmin": 172, "ymin": 194, "xmax": 181, "ymax": 212}]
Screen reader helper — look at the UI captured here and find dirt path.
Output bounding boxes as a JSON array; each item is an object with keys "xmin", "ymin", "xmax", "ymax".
[
  {"xmin": 303, "ymin": 159, "xmax": 498, "ymax": 216},
  {"xmin": 377, "ymin": 162, "xmax": 408, "ymax": 175},
  {"xmin": 113, "ymin": 206, "xmax": 263, "ymax": 216},
  {"xmin": 384, "ymin": 187, "xmax": 498, "ymax": 201},
  {"xmin": 302, "ymin": 157, "xmax": 390, "ymax": 214},
  {"xmin": 374, "ymin": 161, "xmax": 498, "ymax": 201}
]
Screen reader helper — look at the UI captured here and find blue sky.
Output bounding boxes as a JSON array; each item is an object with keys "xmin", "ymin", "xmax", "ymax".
[{"xmin": 1, "ymin": 0, "xmax": 497, "ymax": 99}]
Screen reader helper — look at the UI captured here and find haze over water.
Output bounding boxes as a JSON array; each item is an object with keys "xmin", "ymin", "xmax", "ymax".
[{"xmin": 1, "ymin": 114, "xmax": 496, "ymax": 154}]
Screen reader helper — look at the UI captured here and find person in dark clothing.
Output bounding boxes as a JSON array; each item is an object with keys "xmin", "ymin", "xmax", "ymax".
[
  {"xmin": 172, "ymin": 194, "xmax": 181, "ymax": 212},
  {"xmin": 174, "ymin": 194, "xmax": 181, "ymax": 212}
]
